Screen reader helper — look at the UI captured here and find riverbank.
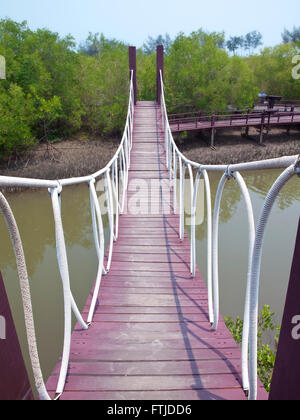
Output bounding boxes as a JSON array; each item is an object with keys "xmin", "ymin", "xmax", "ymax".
[
  {"xmin": 0, "ymin": 128, "xmax": 299, "ymax": 189},
  {"xmin": 0, "ymin": 133, "xmax": 120, "ymax": 184},
  {"xmin": 176, "ymin": 127, "xmax": 299, "ymax": 165}
]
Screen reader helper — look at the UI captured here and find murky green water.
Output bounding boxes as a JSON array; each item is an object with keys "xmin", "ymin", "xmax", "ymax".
[{"xmin": 0, "ymin": 169, "xmax": 299, "ymax": 395}]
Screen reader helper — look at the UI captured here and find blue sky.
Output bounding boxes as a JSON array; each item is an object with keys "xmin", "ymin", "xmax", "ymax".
[{"xmin": 1, "ymin": 0, "xmax": 299, "ymax": 48}]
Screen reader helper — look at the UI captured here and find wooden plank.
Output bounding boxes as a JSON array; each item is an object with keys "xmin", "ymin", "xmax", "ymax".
[
  {"xmin": 54, "ymin": 389, "xmax": 250, "ymax": 401},
  {"xmin": 85, "ymin": 313, "xmax": 214, "ymax": 323},
  {"xmin": 109, "ymin": 253, "xmax": 190, "ymax": 264},
  {"xmin": 97, "ymin": 286, "xmax": 206, "ymax": 295},
  {"xmin": 52, "ymin": 359, "xmax": 242, "ymax": 376},
  {"xmin": 83, "ymin": 306, "xmax": 210, "ymax": 315},
  {"xmin": 68, "ymin": 346, "xmax": 242, "ymax": 361},
  {"xmin": 68, "ymin": 338, "xmax": 241, "ymax": 353},
  {"xmin": 47, "ymin": 374, "xmax": 243, "ymax": 392}
]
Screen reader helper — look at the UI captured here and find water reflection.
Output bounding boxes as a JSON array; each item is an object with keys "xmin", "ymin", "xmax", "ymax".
[
  {"xmin": 194, "ymin": 169, "xmax": 300, "ymax": 325},
  {"xmin": 245, "ymin": 170, "xmax": 300, "ymax": 210}
]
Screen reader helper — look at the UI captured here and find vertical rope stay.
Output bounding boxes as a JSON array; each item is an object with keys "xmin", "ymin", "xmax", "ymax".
[
  {"xmin": 54, "ymin": 185, "xmax": 88, "ymax": 331},
  {"xmin": 105, "ymin": 169, "xmax": 115, "ymax": 272},
  {"xmin": 88, "ymin": 179, "xmax": 105, "ymax": 324},
  {"xmin": 179, "ymin": 160, "xmax": 186, "ymax": 241},
  {"xmin": 191, "ymin": 167, "xmax": 202, "ymax": 278},
  {"xmin": 211, "ymin": 173, "xmax": 228, "ymax": 331},
  {"xmin": 232, "ymin": 171, "xmax": 256, "ymax": 394},
  {"xmin": 187, "ymin": 164, "xmax": 194, "ymax": 273},
  {"xmin": 203, "ymin": 170, "xmax": 213, "ymax": 325},
  {"xmin": 49, "ymin": 186, "xmax": 73, "ymax": 396}
]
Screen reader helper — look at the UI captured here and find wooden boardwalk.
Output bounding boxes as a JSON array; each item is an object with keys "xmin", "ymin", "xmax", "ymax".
[
  {"xmin": 170, "ymin": 112, "xmax": 300, "ymax": 133},
  {"xmin": 47, "ymin": 101, "xmax": 268, "ymax": 400}
]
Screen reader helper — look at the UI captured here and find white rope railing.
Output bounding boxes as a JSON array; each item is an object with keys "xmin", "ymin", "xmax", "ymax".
[
  {"xmin": 0, "ymin": 72, "xmax": 135, "ymax": 400},
  {"xmin": 160, "ymin": 70, "xmax": 299, "ymax": 400}
]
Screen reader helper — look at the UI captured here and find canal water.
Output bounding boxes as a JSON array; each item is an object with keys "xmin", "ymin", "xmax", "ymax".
[{"xmin": 0, "ymin": 168, "xmax": 299, "ymax": 393}]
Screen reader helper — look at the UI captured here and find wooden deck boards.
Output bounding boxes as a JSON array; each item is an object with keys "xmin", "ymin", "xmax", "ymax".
[{"xmin": 47, "ymin": 101, "xmax": 268, "ymax": 401}]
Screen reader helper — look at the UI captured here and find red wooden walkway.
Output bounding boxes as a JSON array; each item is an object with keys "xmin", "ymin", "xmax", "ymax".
[{"xmin": 47, "ymin": 101, "xmax": 268, "ymax": 400}]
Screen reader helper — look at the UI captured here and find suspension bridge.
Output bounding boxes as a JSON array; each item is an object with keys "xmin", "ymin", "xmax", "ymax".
[{"xmin": 0, "ymin": 46, "xmax": 299, "ymax": 401}]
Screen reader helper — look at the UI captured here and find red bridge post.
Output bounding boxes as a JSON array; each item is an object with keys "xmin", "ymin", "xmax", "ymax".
[
  {"xmin": 0, "ymin": 272, "xmax": 33, "ymax": 400},
  {"xmin": 269, "ymin": 218, "xmax": 300, "ymax": 400},
  {"xmin": 129, "ymin": 46, "xmax": 137, "ymax": 105},
  {"xmin": 157, "ymin": 45, "xmax": 164, "ymax": 105}
]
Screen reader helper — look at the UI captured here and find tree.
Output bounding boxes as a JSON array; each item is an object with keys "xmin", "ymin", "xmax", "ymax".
[
  {"xmin": 78, "ymin": 32, "xmax": 127, "ymax": 56},
  {"xmin": 248, "ymin": 43, "xmax": 300, "ymax": 99},
  {"xmin": 227, "ymin": 36, "xmax": 244, "ymax": 55},
  {"xmin": 78, "ymin": 44, "xmax": 129, "ymax": 134},
  {"xmin": 165, "ymin": 30, "xmax": 258, "ymax": 113},
  {"xmin": 244, "ymin": 31, "xmax": 263, "ymax": 55},
  {"xmin": 282, "ymin": 26, "xmax": 300, "ymax": 44},
  {"xmin": 143, "ymin": 34, "xmax": 173, "ymax": 55},
  {"xmin": 0, "ymin": 84, "xmax": 35, "ymax": 156}
]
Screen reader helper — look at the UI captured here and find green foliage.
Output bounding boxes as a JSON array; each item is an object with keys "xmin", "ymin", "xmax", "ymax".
[
  {"xmin": 227, "ymin": 36, "xmax": 244, "ymax": 55},
  {"xmin": 0, "ymin": 20, "xmax": 129, "ymax": 157},
  {"xmin": 224, "ymin": 315, "xmax": 244, "ymax": 345},
  {"xmin": 143, "ymin": 34, "xmax": 173, "ymax": 55},
  {"xmin": 282, "ymin": 26, "xmax": 300, "ymax": 44},
  {"xmin": 165, "ymin": 30, "xmax": 257, "ymax": 113},
  {"xmin": 248, "ymin": 43, "xmax": 300, "ymax": 99},
  {"xmin": 225, "ymin": 305, "xmax": 281, "ymax": 392},
  {"xmin": 79, "ymin": 32, "xmax": 128, "ymax": 57},
  {"xmin": 243, "ymin": 31, "xmax": 263, "ymax": 55},
  {"xmin": 137, "ymin": 51, "xmax": 156, "ymax": 101},
  {"xmin": 78, "ymin": 43, "xmax": 128, "ymax": 134},
  {"xmin": 0, "ymin": 19, "xmax": 299, "ymax": 159},
  {"xmin": 0, "ymin": 84, "xmax": 34, "ymax": 155}
]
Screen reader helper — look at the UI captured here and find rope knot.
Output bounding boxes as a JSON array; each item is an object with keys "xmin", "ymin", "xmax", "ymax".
[
  {"xmin": 89, "ymin": 177, "xmax": 96, "ymax": 187},
  {"xmin": 48, "ymin": 181, "xmax": 62, "ymax": 196},
  {"xmin": 295, "ymin": 155, "xmax": 300, "ymax": 178},
  {"xmin": 225, "ymin": 165, "xmax": 233, "ymax": 179},
  {"xmin": 56, "ymin": 181, "xmax": 62, "ymax": 195},
  {"xmin": 196, "ymin": 165, "xmax": 203, "ymax": 176}
]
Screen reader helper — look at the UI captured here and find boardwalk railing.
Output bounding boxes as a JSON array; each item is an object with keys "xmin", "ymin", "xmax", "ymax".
[
  {"xmin": 169, "ymin": 109, "xmax": 300, "ymax": 132},
  {"xmin": 169, "ymin": 104, "xmax": 300, "ymax": 122},
  {"xmin": 160, "ymin": 70, "xmax": 299, "ymax": 400},
  {"xmin": 0, "ymin": 72, "xmax": 135, "ymax": 400}
]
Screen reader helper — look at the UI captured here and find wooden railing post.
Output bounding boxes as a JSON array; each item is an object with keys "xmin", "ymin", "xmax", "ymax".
[
  {"xmin": 246, "ymin": 108, "xmax": 250, "ymax": 125},
  {"xmin": 129, "ymin": 46, "xmax": 137, "ymax": 105},
  {"xmin": 292, "ymin": 106, "xmax": 295, "ymax": 123},
  {"xmin": 157, "ymin": 45, "xmax": 164, "ymax": 105}
]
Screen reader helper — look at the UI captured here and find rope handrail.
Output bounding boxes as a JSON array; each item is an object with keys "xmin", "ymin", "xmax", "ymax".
[
  {"xmin": 0, "ymin": 71, "xmax": 135, "ymax": 400},
  {"xmin": 159, "ymin": 70, "xmax": 299, "ymax": 400}
]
